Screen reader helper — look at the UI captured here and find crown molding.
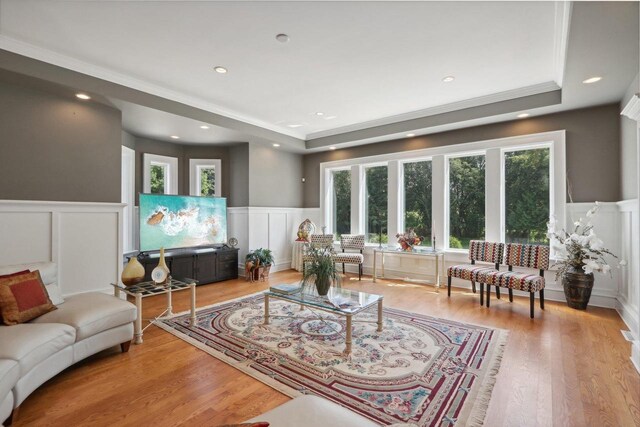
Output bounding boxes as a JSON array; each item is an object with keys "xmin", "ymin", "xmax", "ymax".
[
  {"xmin": 552, "ymin": 1, "xmax": 572, "ymax": 87},
  {"xmin": 307, "ymin": 81, "xmax": 560, "ymax": 140},
  {"xmin": 621, "ymin": 94, "xmax": 640, "ymax": 122},
  {"xmin": 0, "ymin": 35, "xmax": 305, "ymax": 140}
]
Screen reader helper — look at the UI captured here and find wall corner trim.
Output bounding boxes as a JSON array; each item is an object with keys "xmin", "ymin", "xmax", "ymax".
[{"xmin": 621, "ymin": 94, "xmax": 640, "ymax": 121}]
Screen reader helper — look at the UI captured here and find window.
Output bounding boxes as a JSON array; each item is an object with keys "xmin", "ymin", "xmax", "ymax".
[
  {"xmin": 403, "ymin": 161, "xmax": 432, "ymax": 246},
  {"xmin": 365, "ymin": 165, "xmax": 388, "ymax": 243},
  {"xmin": 143, "ymin": 153, "xmax": 178, "ymax": 195},
  {"xmin": 332, "ymin": 169, "xmax": 351, "ymax": 240},
  {"xmin": 189, "ymin": 159, "xmax": 221, "ymax": 197},
  {"xmin": 504, "ymin": 147, "xmax": 550, "ymax": 244},
  {"xmin": 150, "ymin": 164, "xmax": 166, "ymax": 194},
  {"xmin": 449, "ymin": 155, "xmax": 485, "ymax": 249}
]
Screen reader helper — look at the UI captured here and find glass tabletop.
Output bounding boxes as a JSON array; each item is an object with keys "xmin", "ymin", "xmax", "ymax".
[
  {"xmin": 265, "ymin": 286, "xmax": 382, "ymax": 315},
  {"xmin": 373, "ymin": 247, "xmax": 444, "ymax": 256},
  {"xmin": 112, "ymin": 278, "xmax": 197, "ymax": 295}
]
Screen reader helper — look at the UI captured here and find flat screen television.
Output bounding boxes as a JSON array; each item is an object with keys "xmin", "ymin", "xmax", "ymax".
[{"xmin": 139, "ymin": 193, "xmax": 227, "ymax": 252}]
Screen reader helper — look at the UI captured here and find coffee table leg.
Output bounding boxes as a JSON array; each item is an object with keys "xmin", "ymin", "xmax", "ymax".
[
  {"xmin": 166, "ymin": 285, "xmax": 173, "ymax": 316},
  {"xmin": 134, "ymin": 293, "xmax": 143, "ymax": 344},
  {"xmin": 189, "ymin": 282, "xmax": 196, "ymax": 326},
  {"xmin": 435, "ymin": 255, "xmax": 440, "ymax": 292},
  {"xmin": 264, "ymin": 294, "xmax": 270, "ymax": 325},
  {"xmin": 377, "ymin": 299, "xmax": 383, "ymax": 332},
  {"xmin": 345, "ymin": 314, "xmax": 352, "ymax": 354}
]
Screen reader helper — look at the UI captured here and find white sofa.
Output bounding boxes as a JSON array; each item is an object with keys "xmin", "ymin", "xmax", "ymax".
[{"xmin": 0, "ymin": 262, "xmax": 136, "ymax": 426}]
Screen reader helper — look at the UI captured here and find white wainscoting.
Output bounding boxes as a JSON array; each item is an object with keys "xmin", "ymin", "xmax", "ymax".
[
  {"xmin": 616, "ymin": 199, "xmax": 640, "ymax": 341},
  {"xmin": 227, "ymin": 207, "xmax": 321, "ymax": 275},
  {"xmin": 0, "ymin": 200, "xmax": 125, "ymax": 297}
]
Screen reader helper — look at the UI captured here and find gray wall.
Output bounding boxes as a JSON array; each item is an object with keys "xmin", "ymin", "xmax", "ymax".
[
  {"xmin": 249, "ymin": 143, "xmax": 304, "ymax": 208},
  {"xmin": 621, "ymin": 74, "xmax": 639, "ymax": 200},
  {"xmin": 126, "ymin": 133, "xmax": 249, "ymax": 207},
  {"xmin": 303, "ymin": 103, "xmax": 622, "ymax": 207},
  {"xmin": 229, "ymin": 144, "xmax": 250, "ymax": 207},
  {"xmin": 0, "ymin": 79, "xmax": 122, "ymax": 203}
]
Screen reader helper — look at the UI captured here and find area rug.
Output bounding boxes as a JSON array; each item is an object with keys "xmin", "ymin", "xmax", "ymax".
[{"xmin": 157, "ymin": 292, "xmax": 507, "ymax": 426}]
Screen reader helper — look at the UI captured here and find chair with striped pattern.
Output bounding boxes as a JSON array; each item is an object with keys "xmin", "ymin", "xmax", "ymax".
[
  {"xmin": 482, "ymin": 243, "xmax": 550, "ymax": 318},
  {"xmin": 447, "ymin": 240, "xmax": 504, "ymax": 306}
]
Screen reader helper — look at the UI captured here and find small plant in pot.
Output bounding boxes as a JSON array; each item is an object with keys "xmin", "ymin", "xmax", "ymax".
[
  {"xmin": 301, "ymin": 244, "xmax": 341, "ymax": 296},
  {"xmin": 548, "ymin": 203, "xmax": 625, "ymax": 310},
  {"xmin": 245, "ymin": 248, "xmax": 275, "ymax": 281}
]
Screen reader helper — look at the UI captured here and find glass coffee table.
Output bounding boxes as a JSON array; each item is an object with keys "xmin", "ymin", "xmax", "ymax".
[{"xmin": 264, "ymin": 287, "xmax": 383, "ymax": 354}]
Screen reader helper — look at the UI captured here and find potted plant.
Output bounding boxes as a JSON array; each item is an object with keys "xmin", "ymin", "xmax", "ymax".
[
  {"xmin": 548, "ymin": 203, "xmax": 625, "ymax": 309},
  {"xmin": 245, "ymin": 248, "xmax": 275, "ymax": 281},
  {"xmin": 301, "ymin": 243, "xmax": 341, "ymax": 296}
]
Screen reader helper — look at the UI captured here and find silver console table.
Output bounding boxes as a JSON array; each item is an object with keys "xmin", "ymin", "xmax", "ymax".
[{"xmin": 372, "ymin": 248, "xmax": 445, "ymax": 290}]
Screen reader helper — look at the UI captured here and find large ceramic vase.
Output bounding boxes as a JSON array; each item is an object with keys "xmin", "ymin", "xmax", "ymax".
[
  {"xmin": 122, "ymin": 256, "xmax": 145, "ymax": 287},
  {"xmin": 315, "ymin": 275, "xmax": 332, "ymax": 296},
  {"xmin": 562, "ymin": 266, "xmax": 594, "ymax": 310}
]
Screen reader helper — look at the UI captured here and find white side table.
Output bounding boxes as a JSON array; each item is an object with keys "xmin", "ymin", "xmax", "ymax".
[{"xmin": 291, "ymin": 240, "xmax": 307, "ymax": 271}]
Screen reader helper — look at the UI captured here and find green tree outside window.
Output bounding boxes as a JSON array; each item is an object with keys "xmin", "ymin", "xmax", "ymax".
[
  {"xmin": 150, "ymin": 165, "xmax": 165, "ymax": 194},
  {"xmin": 449, "ymin": 156, "xmax": 485, "ymax": 249}
]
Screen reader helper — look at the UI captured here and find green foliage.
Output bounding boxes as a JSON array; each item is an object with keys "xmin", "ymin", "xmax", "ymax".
[
  {"xmin": 366, "ymin": 166, "xmax": 388, "ymax": 242},
  {"xmin": 245, "ymin": 248, "xmax": 274, "ymax": 267},
  {"xmin": 449, "ymin": 236, "xmax": 463, "ymax": 249},
  {"xmin": 200, "ymin": 168, "xmax": 216, "ymax": 196},
  {"xmin": 332, "ymin": 170, "xmax": 351, "ymax": 239},
  {"xmin": 150, "ymin": 165, "xmax": 165, "ymax": 194},
  {"xmin": 449, "ymin": 156, "xmax": 485, "ymax": 244},
  {"xmin": 505, "ymin": 149, "xmax": 549, "ymax": 244},
  {"xmin": 404, "ymin": 161, "xmax": 432, "ymax": 244},
  {"xmin": 301, "ymin": 245, "xmax": 341, "ymax": 295}
]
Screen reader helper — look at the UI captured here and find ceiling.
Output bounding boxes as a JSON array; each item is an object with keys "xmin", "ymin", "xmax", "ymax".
[{"xmin": 0, "ymin": 1, "xmax": 637, "ymax": 151}]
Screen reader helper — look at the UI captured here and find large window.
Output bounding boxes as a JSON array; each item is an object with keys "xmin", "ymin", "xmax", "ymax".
[
  {"xmin": 403, "ymin": 161, "xmax": 432, "ymax": 246},
  {"xmin": 365, "ymin": 165, "xmax": 388, "ymax": 243},
  {"xmin": 332, "ymin": 170, "xmax": 351, "ymax": 240},
  {"xmin": 449, "ymin": 155, "xmax": 485, "ymax": 249},
  {"xmin": 504, "ymin": 148, "xmax": 550, "ymax": 244}
]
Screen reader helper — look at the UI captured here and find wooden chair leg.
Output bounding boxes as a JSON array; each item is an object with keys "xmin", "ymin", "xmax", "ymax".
[
  {"xmin": 540, "ymin": 289, "xmax": 545, "ymax": 309},
  {"xmin": 6, "ymin": 406, "xmax": 19, "ymax": 426},
  {"xmin": 495, "ymin": 286, "xmax": 501, "ymax": 299},
  {"xmin": 530, "ymin": 292, "xmax": 535, "ymax": 318},
  {"xmin": 343, "ymin": 263, "xmax": 345, "ymax": 274},
  {"xmin": 447, "ymin": 276, "xmax": 452, "ymax": 297},
  {"xmin": 358, "ymin": 263, "xmax": 362, "ymax": 281},
  {"xmin": 471, "ymin": 281, "xmax": 476, "ymax": 293},
  {"xmin": 486, "ymin": 284, "xmax": 491, "ymax": 308},
  {"xmin": 120, "ymin": 340, "xmax": 131, "ymax": 353},
  {"xmin": 508, "ymin": 288, "xmax": 513, "ymax": 302},
  {"xmin": 480, "ymin": 283, "xmax": 484, "ymax": 306}
]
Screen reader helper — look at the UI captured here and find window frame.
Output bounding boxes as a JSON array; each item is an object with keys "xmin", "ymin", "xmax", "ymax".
[
  {"xmin": 143, "ymin": 153, "xmax": 178, "ymax": 195},
  {"xmin": 189, "ymin": 158, "xmax": 222, "ymax": 197},
  {"xmin": 319, "ymin": 130, "xmax": 566, "ymax": 253}
]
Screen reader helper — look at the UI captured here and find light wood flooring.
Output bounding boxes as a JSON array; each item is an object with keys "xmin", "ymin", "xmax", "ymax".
[{"xmin": 13, "ymin": 270, "xmax": 640, "ymax": 427}]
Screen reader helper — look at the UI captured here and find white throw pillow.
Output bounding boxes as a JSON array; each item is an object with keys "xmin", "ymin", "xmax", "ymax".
[{"xmin": 45, "ymin": 282, "xmax": 65, "ymax": 306}]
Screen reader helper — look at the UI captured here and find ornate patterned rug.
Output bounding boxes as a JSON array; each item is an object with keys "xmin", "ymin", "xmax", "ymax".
[{"xmin": 157, "ymin": 292, "xmax": 507, "ymax": 426}]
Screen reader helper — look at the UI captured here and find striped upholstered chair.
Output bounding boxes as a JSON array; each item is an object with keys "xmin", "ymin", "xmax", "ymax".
[
  {"xmin": 334, "ymin": 234, "xmax": 365, "ymax": 280},
  {"xmin": 302, "ymin": 234, "xmax": 335, "ymax": 275},
  {"xmin": 482, "ymin": 243, "xmax": 550, "ymax": 318},
  {"xmin": 447, "ymin": 241, "xmax": 504, "ymax": 306}
]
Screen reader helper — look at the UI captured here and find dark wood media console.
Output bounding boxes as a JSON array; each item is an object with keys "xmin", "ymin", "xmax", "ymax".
[{"xmin": 138, "ymin": 247, "xmax": 239, "ymax": 284}]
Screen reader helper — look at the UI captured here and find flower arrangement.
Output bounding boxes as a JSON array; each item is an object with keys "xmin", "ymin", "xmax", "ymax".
[
  {"xmin": 547, "ymin": 202, "xmax": 625, "ymax": 279},
  {"xmin": 396, "ymin": 228, "xmax": 422, "ymax": 252}
]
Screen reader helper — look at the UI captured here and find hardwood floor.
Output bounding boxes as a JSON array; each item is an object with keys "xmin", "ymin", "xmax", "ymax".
[{"xmin": 13, "ymin": 271, "xmax": 640, "ymax": 427}]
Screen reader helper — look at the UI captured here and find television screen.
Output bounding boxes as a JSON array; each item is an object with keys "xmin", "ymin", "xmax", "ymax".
[{"xmin": 139, "ymin": 193, "xmax": 227, "ymax": 252}]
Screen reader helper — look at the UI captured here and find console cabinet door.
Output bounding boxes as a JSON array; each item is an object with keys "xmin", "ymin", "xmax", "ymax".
[
  {"xmin": 170, "ymin": 255, "xmax": 195, "ymax": 280},
  {"xmin": 196, "ymin": 253, "xmax": 217, "ymax": 284},
  {"xmin": 217, "ymin": 250, "xmax": 238, "ymax": 281}
]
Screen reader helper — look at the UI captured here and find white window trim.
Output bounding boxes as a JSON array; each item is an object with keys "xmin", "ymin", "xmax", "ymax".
[
  {"xmin": 121, "ymin": 146, "xmax": 135, "ymax": 253},
  {"xmin": 143, "ymin": 153, "xmax": 178, "ymax": 195},
  {"xmin": 189, "ymin": 158, "xmax": 222, "ymax": 197},
  {"xmin": 319, "ymin": 130, "xmax": 566, "ymax": 252}
]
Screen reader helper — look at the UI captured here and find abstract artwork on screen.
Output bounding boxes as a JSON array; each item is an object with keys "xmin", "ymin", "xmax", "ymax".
[{"xmin": 139, "ymin": 193, "xmax": 227, "ymax": 251}]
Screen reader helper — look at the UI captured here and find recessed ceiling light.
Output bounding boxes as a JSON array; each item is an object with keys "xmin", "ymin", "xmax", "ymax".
[
  {"xmin": 170, "ymin": 135, "xmax": 180, "ymax": 139},
  {"xmin": 213, "ymin": 66, "xmax": 228, "ymax": 74},
  {"xmin": 442, "ymin": 76, "xmax": 455, "ymax": 83},
  {"xmin": 273, "ymin": 143, "xmax": 280, "ymax": 147},
  {"xmin": 406, "ymin": 133, "xmax": 416, "ymax": 137},
  {"xmin": 517, "ymin": 113, "xmax": 530, "ymax": 118},
  {"xmin": 315, "ymin": 112, "xmax": 324, "ymax": 116},
  {"xmin": 276, "ymin": 33, "xmax": 290, "ymax": 43},
  {"xmin": 75, "ymin": 93, "xmax": 90, "ymax": 100},
  {"xmin": 329, "ymin": 146, "xmax": 337, "ymax": 150},
  {"xmin": 582, "ymin": 76, "xmax": 602, "ymax": 84},
  {"xmin": 288, "ymin": 124, "xmax": 303, "ymax": 128},
  {"xmin": 200, "ymin": 125, "xmax": 210, "ymax": 129}
]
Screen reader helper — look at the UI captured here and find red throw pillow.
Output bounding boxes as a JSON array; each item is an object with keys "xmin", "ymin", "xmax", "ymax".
[{"xmin": 0, "ymin": 270, "xmax": 56, "ymax": 325}]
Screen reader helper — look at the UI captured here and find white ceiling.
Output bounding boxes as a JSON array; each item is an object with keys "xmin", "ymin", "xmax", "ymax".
[{"xmin": 0, "ymin": 0, "xmax": 560, "ymax": 139}]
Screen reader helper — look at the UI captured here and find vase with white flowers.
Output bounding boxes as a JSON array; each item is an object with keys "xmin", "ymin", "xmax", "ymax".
[{"xmin": 547, "ymin": 202, "xmax": 626, "ymax": 310}]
